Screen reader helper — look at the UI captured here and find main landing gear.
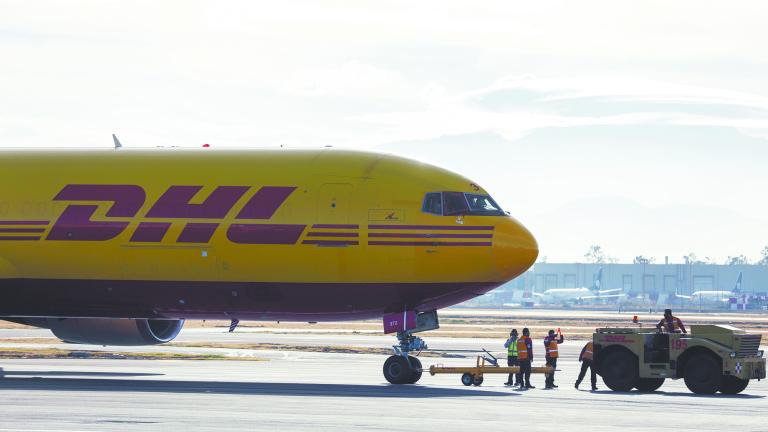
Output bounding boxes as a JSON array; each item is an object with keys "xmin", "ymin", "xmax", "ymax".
[
  {"xmin": 383, "ymin": 332, "xmax": 427, "ymax": 384},
  {"xmin": 381, "ymin": 310, "xmax": 439, "ymax": 385}
]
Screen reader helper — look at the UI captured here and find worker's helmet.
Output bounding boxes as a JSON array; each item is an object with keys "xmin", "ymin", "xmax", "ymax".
[
  {"xmin": 664, "ymin": 308, "xmax": 672, "ymax": 316},
  {"xmin": 511, "ymin": 329, "xmax": 518, "ymax": 336},
  {"xmin": 548, "ymin": 329, "xmax": 555, "ymax": 336},
  {"xmin": 522, "ymin": 327, "xmax": 530, "ymax": 336}
]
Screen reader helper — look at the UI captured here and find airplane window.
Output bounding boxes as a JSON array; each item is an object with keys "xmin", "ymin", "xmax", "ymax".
[
  {"xmin": 443, "ymin": 192, "xmax": 469, "ymax": 216},
  {"xmin": 464, "ymin": 193, "xmax": 504, "ymax": 215},
  {"xmin": 422, "ymin": 193, "xmax": 443, "ymax": 215}
]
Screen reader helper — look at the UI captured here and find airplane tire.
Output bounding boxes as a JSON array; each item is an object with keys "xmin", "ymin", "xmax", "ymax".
[
  {"xmin": 600, "ymin": 349, "xmax": 638, "ymax": 392},
  {"xmin": 461, "ymin": 373, "xmax": 474, "ymax": 386},
  {"xmin": 406, "ymin": 356, "xmax": 423, "ymax": 384},
  {"xmin": 383, "ymin": 355, "xmax": 412, "ymax": 384},
  {"xmin": 719, "ymin": 375, "xmax": 749, "ymax": 395},
  {"xmin": 684, "ymin": 354, "xmax": 721, "ymax": 394},
  {"xmin": 635, "ymin": 378, "xmax": 665, "ymax": 392}
]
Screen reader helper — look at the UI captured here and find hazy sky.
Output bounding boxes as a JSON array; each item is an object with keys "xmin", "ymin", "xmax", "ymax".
[{"xmin": 2, "ymin": 1, "xmax": 767, "ymax": 263}]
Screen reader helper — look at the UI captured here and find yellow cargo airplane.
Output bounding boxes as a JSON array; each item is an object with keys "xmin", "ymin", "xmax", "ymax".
[{"xmin": 0, "ymin": 147, "xmax": 537, "ymax": 384}]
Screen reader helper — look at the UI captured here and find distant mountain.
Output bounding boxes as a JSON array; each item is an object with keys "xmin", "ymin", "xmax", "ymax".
[{"xmin": 377, "ymin": 124, "xmax": 768, "ymax": 262}]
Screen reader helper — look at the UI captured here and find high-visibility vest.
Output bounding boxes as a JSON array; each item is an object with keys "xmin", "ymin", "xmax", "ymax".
[
  {"xmin": 582, "ymin": 342, "xmax": 593, "ymax": 361},
  {"xmin": 662, "ymin": 317, "xmax": 681, "ymax": 332},
  {"xmin": 546, "ymin": 339, "xmax": 559, "ymax": 358},
  {"xmin": 508, "ymin": 338, "xmax": 519, "ymax": 357},
  {"xmin": 517, "ymin": 337, "xmax": 529, "ymax": 360}
]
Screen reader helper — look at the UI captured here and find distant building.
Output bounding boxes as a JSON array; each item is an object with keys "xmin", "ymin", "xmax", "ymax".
[{"xmin": 466, "ymin": 262, "xmax": 768, "ymax": 310}]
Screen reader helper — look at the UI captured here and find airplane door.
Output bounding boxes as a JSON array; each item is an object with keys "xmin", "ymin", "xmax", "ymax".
[{"xmin": 317, "ymin": 183, "xmax": 352, "ymax": 223}]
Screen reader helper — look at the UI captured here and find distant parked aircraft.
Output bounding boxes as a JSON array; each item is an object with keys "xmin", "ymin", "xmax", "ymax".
[
  {"xmin": 530, "ymin": 268, "xmax": 624, "ymax": 304},
  {"xmin": 675, "ymin": 272, "xmax": 742, "ymax": 302}
]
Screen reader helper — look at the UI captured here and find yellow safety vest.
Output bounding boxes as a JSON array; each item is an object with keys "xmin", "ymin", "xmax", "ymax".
[{"xmin": 508, "ymin": 338, "xmax": 519, "ymax": 357}]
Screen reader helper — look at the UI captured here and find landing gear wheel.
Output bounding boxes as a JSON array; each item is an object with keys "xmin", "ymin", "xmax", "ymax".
[
  {"xmin": 406, "ymin": 356, "xmax": 423, "ymax": 384},
  {"xmin": 635, "ymin": 378, "xmax": 665, "ymax": 392},
  {"xmin": 383, "ymin": 355, "xmax": 413, "ymax": 384},
  {"xmin": 684, "ymin": 354, "xmax": 721, "ymax": 394},
  {"xmin": 461, "ymin": 373, "xmax": 474, "ymax": 386},
  {"xmin": 719, "ymin": 375, "xmax": 749, "ymax": 395},
  {"xmin": 600, "ymin": 349, "xmax": 638, "ymax": 392},
  {"xmin": 472, "ymin": 375, "xmax": 484, "ymax": 386}
]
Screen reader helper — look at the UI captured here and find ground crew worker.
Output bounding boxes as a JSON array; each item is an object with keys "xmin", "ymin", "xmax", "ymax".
[
  {"xmin": 516, "ymin": 327, "xmax": 534, "ymax": 389},
  {"xmin": 503, "ymin": 329, "xmax": 519, "ymax": 386},
  {"xmin": 543, "ymin": 329, "xmax": 563, "ymax": 389},
  {"xmin": 656, "ymin": 308, "xmax": 687, "ymax": 334},
  {"xmin": 575, "ymin": 341, "xmax": 597, "ymax": 391}
]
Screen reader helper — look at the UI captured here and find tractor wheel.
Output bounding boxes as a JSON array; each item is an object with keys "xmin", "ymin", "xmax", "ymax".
[
  {"xmin": 406, "ymin": 356, "xmax": 423, "ymax": 384},
  {"xmin": 472, "ymin": 375, "xmax": 484, "ymax": 386},
  {"xmin": 461, "ymin": 373, "xmax": 474, "ymax": 386},
  {"xmin": 383, "ymin": 355, "xmax": 412, "ymax": 384},
  {"xmin": 683, "ymin": 354, "xmax": 721, "ymax": 394},
  {"xmin": 600, "ymin": 349, "xmax": 638, "ymax": 392},
  {"xmin": 635, "ymin": 378, "xmax": 665, "ymax": 392},
  {"xmin": 719, "ymin": 375, "xmax": 749, "ymax": 395}
]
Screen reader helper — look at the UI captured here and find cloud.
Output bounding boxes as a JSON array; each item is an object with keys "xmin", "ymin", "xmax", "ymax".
[{"xmin": 355, "ymin": 75, "xmax": 768, "ymax": 146}]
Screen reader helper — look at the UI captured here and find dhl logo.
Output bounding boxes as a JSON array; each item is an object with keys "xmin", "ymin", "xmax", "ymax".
[
  {"xmin": 0, "ymin": 184, "xmax": 495, "ymax": 247},
  {"xmin": 0, "ymin": 184, "xmax": 303, "ymax": 245}
]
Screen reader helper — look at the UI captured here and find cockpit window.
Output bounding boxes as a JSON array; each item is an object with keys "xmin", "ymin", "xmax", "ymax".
[
  {"xmin": 422, "ymin": 192, "xmax": 443, "ymax": 215},
  {"xmin": 423, "ymin": 191, "xmax": 504, "ymax": 216},
  {"xmin": 465, "ymin": 193, "xmax": 503, "ymax": 215},
  {"xmin": 443, "ymin": 192, "xmax": 470, "ymax": 216}
]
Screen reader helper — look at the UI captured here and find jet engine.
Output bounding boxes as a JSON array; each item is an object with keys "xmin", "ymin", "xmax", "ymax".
[{"xmin": 11, "ymin": 318, "xmax": 184, "ymax": 346}]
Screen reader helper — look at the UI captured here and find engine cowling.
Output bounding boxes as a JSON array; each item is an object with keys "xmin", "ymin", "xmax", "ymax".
[{"xmin": 38, "ymin": 318, "xmax": 184, "ymax": 346}]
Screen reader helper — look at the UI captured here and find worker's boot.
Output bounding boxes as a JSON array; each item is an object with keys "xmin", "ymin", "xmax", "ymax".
[
  {"xmin": 575, "ymin": 381, "xmax": 580, "ymax": 389},
  {"xmin": 591, "ymin": 385, "xmax": 598, "ymax": 391}
]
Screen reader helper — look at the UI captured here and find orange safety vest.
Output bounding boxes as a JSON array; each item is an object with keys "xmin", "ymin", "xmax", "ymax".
[
  {"xmin": 546, "ymin": 339, "xmax": 559, "ymax": 358},
  {"xmin": 517, "ymin": 337, "xmax": 529, "ymax": 360},
  {"xmin": 582, "ymin": 342, "xmax": 593, "ymax": 361}
]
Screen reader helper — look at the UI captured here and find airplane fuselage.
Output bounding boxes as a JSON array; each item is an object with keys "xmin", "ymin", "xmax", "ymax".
[{"xmin": 0, "ymin": 149, "xmax": 537, "ymax": 322}]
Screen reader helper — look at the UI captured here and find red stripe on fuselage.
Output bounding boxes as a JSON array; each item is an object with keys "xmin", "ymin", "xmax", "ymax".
[
  {"xmin": 368, "ymin": 241, "xmax": 492, "ymax": 246},
  {"xmin": 0, "ymin": 228, "xmax": 46, "ymax": 233},
  {"xmin": 368, "ymin": 225, "xmax": 494, "ymax": 231},
  {"xmin": 302, "ymin": 240, "xmax": 359, "ymax": 246},
  {"xmin": 312, "ymin": 224, "xmax": 359, "ymax": 229},
  {"xmin": 368, "ymin": 232, "xmax": 492, "ymax": 239},
  {"xmin": 306, "ymin": 232, "xmax": 359, "ymax": 238}
]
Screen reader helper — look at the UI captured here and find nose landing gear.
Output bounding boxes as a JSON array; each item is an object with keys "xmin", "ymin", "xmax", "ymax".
[
  {"xmin": 383, "ymin": 331, "xmax": 427, "ymax": 384},
  {"xmin": 381, "ymin": 309, "xmax": 440, "ymax": 385}
]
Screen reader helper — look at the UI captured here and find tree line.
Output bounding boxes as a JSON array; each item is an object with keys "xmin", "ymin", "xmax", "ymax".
[{"xmin": 580, "ymin": 245, "xmax": 768, "ymax": 265}]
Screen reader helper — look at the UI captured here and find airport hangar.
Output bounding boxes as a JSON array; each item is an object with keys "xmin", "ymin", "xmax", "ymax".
[{"xmin": 472, "ymin": 262, "xmax": 768, "ymax": 309}]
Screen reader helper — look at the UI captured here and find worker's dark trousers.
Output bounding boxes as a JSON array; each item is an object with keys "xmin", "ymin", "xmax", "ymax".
[
  {"xmin": 545, "ymin": 357, "xmax": 557, "ymax": 387},
  {"xmin": 506, "ymin": 356, "xmax": 519, "ymax": 384},
  {"xmin": 576, "ymin": 360, "xmax": 597, "ymax": 388},
  {"xmin": 518, "ymin": 360, "xmax": 532, "ymax": 387}
]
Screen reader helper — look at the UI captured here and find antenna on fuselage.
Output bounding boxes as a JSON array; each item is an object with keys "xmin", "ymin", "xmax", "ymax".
[{"xmin": 112, "ymin": 134, "xmax": 123, "ymax": 150}]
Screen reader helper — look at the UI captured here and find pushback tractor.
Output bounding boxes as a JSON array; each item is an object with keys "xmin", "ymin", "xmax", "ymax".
[{"xmin": 594, "ymin": 325, "xmax": 765, "ymax": 394}]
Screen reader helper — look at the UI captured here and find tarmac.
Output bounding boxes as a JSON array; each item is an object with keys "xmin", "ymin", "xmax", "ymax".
[{"xmin": 0, "ymin": 328, "xmax": 765, "ymax": 431}]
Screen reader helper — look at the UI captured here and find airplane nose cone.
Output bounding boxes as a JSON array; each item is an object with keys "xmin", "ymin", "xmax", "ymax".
[{"xmin": 494, "ymin": 217, "xmax": 538, "ymax": 282}]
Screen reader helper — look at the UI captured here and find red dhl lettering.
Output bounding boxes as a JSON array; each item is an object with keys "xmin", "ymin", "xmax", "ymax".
[
  {"xmin": 604, "ymin": 335, "xmax": 634, "ymax": 344},
  {"xmin": 46, "ymin": 184, "xmax": 302, "ymax": 244}
]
